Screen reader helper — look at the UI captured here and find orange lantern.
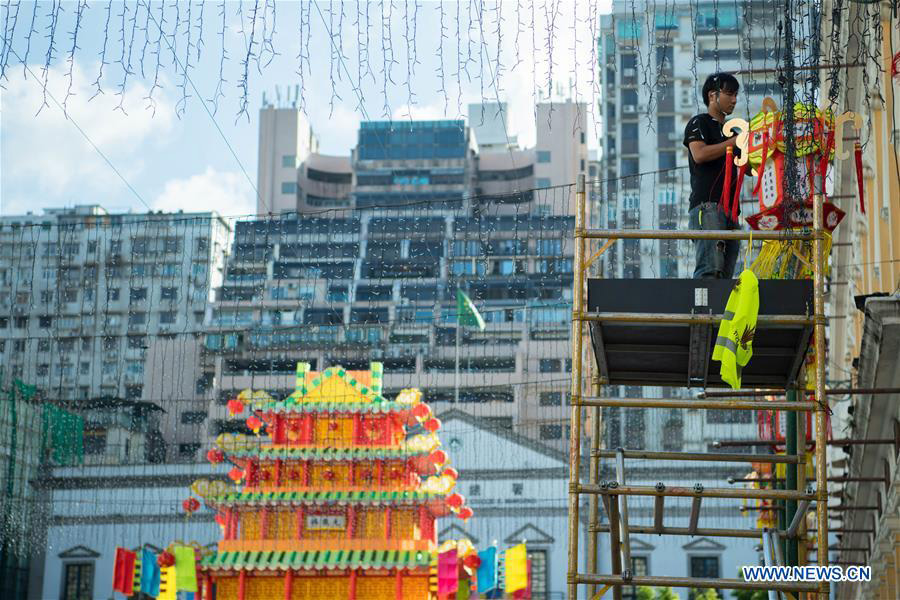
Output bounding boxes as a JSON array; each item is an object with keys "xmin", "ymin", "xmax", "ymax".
[
  {"xmin": 423, "ymin": 418, "xmax": 442, "ymax": 433},
  {"xmin": 246, "ymin": 415, "xmax": 263, "ymax": 433},
  {"xmin": 206, "ymin": 448, "xmax": 224, "ymax": 464},
  {"xmin": 443, "ymin": 467, "xmax": 459, "ymax": 480},
  {"xmin": 182, "ymin": 497, "xmax": 201, "ymax": 514},
  {"xmin": 227, "ymin": 399, "xmax": 244, "ymax": 416},
  {"xmin": 457, "ymin": 506, "xmax": 474, "ymax": 521},
  {"xmin": 428, "ymin": 449, "xmax": 448, "ymax": 466},
  {"xmin": 446, "ymin": 493, "xmax": 465, "ymax": 509},
  {"xmin": 463, "ymin": 553, "xmax": 481, "ymax": 569},
  {"xmin": 411, "ymin": 403, "xmax": 431, "ymax": 420},
  {"xmin": 228, "ymin": 467, "xmax": 244, "ymax": 482}
]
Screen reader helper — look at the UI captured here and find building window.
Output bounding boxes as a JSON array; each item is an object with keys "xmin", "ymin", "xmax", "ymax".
[
  {"xmin": 281, "ymin": 181, "xmax": 298, "ymax": 194},
  {"xmin": 512, "ymin": 483, "xmax": 524, "ymax": 496},
  {"xmin": 536, "ymin": 150, "xmax": 551, "ymax": 163},
  {"xmin": 159, "ymin": 311, "xmax": 177, "ymax": 325},
  {"xmin": 282, "ymin": 154, "xmax": 296, "ymax": 168},
  {"xmin": 536, "ymin": 177, "xmax": 552, "ymax": 188},
  {"xmin": 107, "ymin": 288, "xmax": 120, "ymax": 301},
  {"xmin": 63, "ymin": 562, "xmax": 94, "ymax": 600},
  {"xmin": 160, "ymin": 287, "xmax": 178, "ymax": 301},
  {"xmin": 130, "ymin": 287, "xmax": 147, "ymax": 302},
  {"xmin": 528, "ymin": 550, "xmax": 548, "ymax": 599},
  {"xmin": 539, "ymin": 392, "xmax": 562, "ymax": 406},
  {"xmin": 690, "ymin": 555, "xmax": 720, "ymax": 579},
  {"xmin": 623, "ymin": 556, "xmax": 649, "ymax": 600},
  {"xmin": 540, "ymin": 424, "xmax": 563, "ymax": 440},
  {"xmin": 539, "ymin": 359, "xmax": 561, "ymax": 373}
]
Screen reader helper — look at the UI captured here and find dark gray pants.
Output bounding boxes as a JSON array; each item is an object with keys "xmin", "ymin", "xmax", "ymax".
[{"xmin": 688, "ymin": 202, "xmax": 740, "ymax": 279}]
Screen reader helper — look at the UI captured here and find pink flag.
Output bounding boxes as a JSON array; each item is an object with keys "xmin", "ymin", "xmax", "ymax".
[{"xmin": 437, "ymin": 548, "xmax": 459, "ymax": 596}]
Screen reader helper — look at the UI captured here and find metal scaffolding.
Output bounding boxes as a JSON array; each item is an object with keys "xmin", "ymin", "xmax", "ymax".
[{"xmin": 566, "ymin": 174, "xmax": 832, "ymax": 599}]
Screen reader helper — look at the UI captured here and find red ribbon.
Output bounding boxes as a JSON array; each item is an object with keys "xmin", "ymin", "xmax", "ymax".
[
  {"xmin": 721, "ymin": 147, "xmax": 734, "ymax": 215},
  {"xmin": 855, "ymin": 142, "xmax": 865, "ymax": 214},
  {"xmin": 753, "ymin": 131, "xmax": 770, "ymax": 208},
  {"xmin": 732, "ymin": 163, "xmax": 748, "ymax": 223}
]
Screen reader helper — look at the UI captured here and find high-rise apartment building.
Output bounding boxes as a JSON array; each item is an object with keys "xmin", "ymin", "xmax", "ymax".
[
  {"xmin": 0, "ymin": 206, "xmax": 231, "ymax": 461},
  {"xmin": 200, "ymin": 101, "xmax": 588, "ymax": 451}
]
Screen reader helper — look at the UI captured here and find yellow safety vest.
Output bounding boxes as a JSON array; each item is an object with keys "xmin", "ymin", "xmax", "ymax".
[{"xmin": 712, "ymin": 270, "xmax": 760, "ymax": 389}]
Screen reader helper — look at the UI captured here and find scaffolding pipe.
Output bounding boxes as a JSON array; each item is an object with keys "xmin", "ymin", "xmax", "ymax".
[
  {"xmin": 812, "ymin": 194, "xmax": 829, "ymax": 597},
  {"xmin": 592, "ymin": 524, "xmax": 770, "ymax": 539},
  {"xmin": 583, "ymin": 228, "xmax": 815, "ymax": 241},
  {"xmin": 593, "ymin": 449, "xmax": 804, "ymax": 464},
  {"xmin": 761, "ymin": 530, "xmax": 780, "ymax": 600},
  {"xmin": 786, "ymin": 389, "xmax": 799, "ymax": 566},
  {"xmin": 787, "ymin": 501, "xmax": 811, "ymax": 539},
  {"xmin": 580, "ymin": 312, "xmax": 813, "ymax": 326},
  {"xmin": 615, "ymin": 449, "xmax": 632, "ymax": 573},
  {"xmin": 587, "ymin": 375, "xmax": 601, "ymax": 597},
  {"xmin": 582, "ymin": 396, "xmax": 818, "ymax": 411},
  {"xmin": 579, "ymin": 483, "xmax": 816, "ymax": 501},
  {"xmin": 699, "ymin": 386, "xmax": 900, "ymax": 398},
  {"xmin": 573, "ymin": 573, "xmax": 818, "ymax": 593},
  {"xmin": 566, "ymin": 173, "xmax": 586, "ymax": 600}
]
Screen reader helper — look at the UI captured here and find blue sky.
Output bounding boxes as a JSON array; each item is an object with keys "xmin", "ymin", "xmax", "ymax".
[{"xmin": 1, "ymin": 1, "xmax": 609, "ymax": 219}]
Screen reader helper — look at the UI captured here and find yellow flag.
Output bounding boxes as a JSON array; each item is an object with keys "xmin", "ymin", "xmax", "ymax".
[
  {"xmin": 158, "ymin": 566, "xmax": 176, "ymax": 600},
  {"xmin": 174, "ymin": 546, "xmax": 198, "ymax": 592},
  {"xmin": 504, "ymin": 543, "xmax": 528, "ymax": 593}
]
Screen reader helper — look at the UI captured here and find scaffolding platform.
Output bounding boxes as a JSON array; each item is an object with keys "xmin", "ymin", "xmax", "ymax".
[{"xmin": 586, "ymin": 278, "xmax": 814, "ymax": 388}]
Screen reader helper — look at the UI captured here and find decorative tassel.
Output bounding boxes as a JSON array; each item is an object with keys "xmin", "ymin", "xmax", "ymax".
[
  {"xmin": 732, "ymin": 163, "xmax": 748, "ymax": 223},
  {"xmin": 754, "ymin": 132, "xmax": 770, "ymax": 209},
  {"xmin": 854, "ymin": 142, "xmax": 865, "ymax": 214},
  {"xmin": 721, "ymin": 146, "xmax": 734, "ymax": 215}
]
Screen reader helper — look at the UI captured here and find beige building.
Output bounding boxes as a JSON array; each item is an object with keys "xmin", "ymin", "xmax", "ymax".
[{"xmin": 820, "ymin": 2, "xmax": 900, "ymax": 597}]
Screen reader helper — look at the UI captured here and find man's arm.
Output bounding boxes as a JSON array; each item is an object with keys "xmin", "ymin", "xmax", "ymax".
[{"xmin": 689, "ymin": 136, "xmax": 737, "ymax": 164}]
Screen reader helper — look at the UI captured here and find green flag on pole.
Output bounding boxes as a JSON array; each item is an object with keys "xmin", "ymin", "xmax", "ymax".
[{"xmin": 456, "ymin": 289, "xmax": 486, "ymax": 330}]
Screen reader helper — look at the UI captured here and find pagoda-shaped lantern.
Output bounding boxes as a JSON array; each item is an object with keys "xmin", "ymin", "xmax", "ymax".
[{"xmin": 190, "ymin": 362, "xmax": 477, "ymax": 600}]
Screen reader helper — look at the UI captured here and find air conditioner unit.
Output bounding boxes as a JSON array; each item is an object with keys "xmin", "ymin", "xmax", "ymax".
[
  {"xmin": 623, "ymin": 68, "xmax": 636, "ymax": 77},
  {"xmin": 623, "ymin": 105, "xmax": 637, "ymax": 114}
]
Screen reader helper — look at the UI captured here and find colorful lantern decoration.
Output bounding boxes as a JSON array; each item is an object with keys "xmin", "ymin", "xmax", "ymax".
[
  {"xmin": 443, "ymin": 467, "xmax": 459, "ymax": 480},
  {"xmin": 428, "ymin": 449, "xmax": 448, "ymax": 466},
  {"xmin": 157, "ymin": 551, "xmax": 175, "ymax": 568},
  {"xmin": 206, "ymin": 448, "xmax": 224, "ymax": 464},
  {"xmin": 457, "ymin": 506, "xmax": 474, "ymax": 521},
  {"xmin": 446, "ymin": 492, "xmax": 465, "ymax": 509},
  {"xmin": 246, "ymin": 415, "xmax": 263, "ymax": 434},
  {"xmin": 182, "ymin": 497, "xmax": 201, "ymax": 515},
  {"xmin": 411, "ymin": 403, "xmax": 431, "ymax": 420},
  {"xmin": 423, "ymin": 417, "xmax": 442, "ymax": 432},
  {"xmin": 214, "ymin": 514, "xmax": 226, "ymax": 527},
  {"xmin": 228, "ymin": 467, "xmax": 244, "ymax": 483},
  {"xmin": 463, "ymin": 553, "xmax": 482, "ymax": 570},
  {"xmin": 226, "ymin": 398, "xmax": 244, "ymax": 416}
]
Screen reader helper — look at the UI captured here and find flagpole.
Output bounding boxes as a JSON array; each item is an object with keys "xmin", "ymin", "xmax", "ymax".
[{"xmin": 454, "ymin": 322, "xmax": 461, "ymax": 404}]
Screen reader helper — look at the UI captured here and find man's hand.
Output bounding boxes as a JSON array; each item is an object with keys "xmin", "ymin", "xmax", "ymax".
[{"xmin": 689, "ymin": 136, "xmax": 736, "ymax": 164}]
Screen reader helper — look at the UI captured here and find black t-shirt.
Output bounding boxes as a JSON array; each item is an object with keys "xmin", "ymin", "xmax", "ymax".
[{"xmin": 683, "ymin": 113, "xmax": 739, "ymax": 211}]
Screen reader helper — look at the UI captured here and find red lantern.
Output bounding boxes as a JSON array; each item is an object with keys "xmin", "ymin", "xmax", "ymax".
[
  {"xmin": 206, "ymin": 448, "xmax": 224, "ymax": 464},
  {"xmin": 182, "ymin": 497, "xmax": 200, "ymax": 514},
  {"xmin": 463, "ymin": 554, "xmax": 481, "ymax": 569},
  {"xmin": 157, "ymin": 551, "xmax": 175, "ymax": 568},
  {"xmin": 446, "ymin": 492, "xmax": 465, "ymax": 509},
  {"xmin": 246, "ymin": 415, "xmax": 263, "ymax": 432},
  {"xmin": 428, "ymin": 449, "xmax": 448, "ymax": 466},
  {"xmin": 228, "ymin": 467, "xmax": 244, "ymax": 482},
  {"xmin": 443, "ymin": 467, "xmax": 459, "ymax": 480},
  {"xmin": 214, "ymin": 514, "xmax": 226, "ymax": 527},
  {"xmin": 457, "ymin": 506, "xmax": 474, "ymax": 521},
  {"xmin": 227, "ymin": 399, "xmax": 244, "ymax": 416},
  {"xmin": 411, "ymin": 403, "xmax": 431, "ymax": 420},
  {"xmin": 422, "ymin": 418, "xmax": 442, "ymax": 433}
]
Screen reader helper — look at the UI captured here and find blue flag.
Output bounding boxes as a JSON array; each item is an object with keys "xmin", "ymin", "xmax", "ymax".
[
  {"xmin": 140, "ymin": 548, "xmax": 161, "ymax": 597},
  {"xmin": 476, "ymin": 547, "xmax": 498, "ymax": 594}
]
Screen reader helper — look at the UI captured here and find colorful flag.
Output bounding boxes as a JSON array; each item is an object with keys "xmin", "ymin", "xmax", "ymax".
[
  {"xmin": 512, "ymin": 559, "xmax": 532, "ymax": 599},
  {"xmin": 173, "ymin": 546, "xmax": 198, "ymax": 592},
  {"xmin": 504, "ymin": 543, "xmax": 528, "ymax": 593},
  {"xmin": 140, "ymin": 548, "xmax": 161, "ymax": 597},
  {"xmin": 437, "ymin": 547, "xmax": 459, "ymax": 595},
  {"xmin": 159, "ymin": 565, "xmax": 176, "ymax": 600},
  {"xmin": 456, "ymin": 289, "xmax": 485, "ymax": 330},
  {"xmin": 476, "ymin": 547, "xmax": 498, "ymax": 594},
  {"xmin": 112, "ymin": 547, "xmax": 137, "ymax": 595}
]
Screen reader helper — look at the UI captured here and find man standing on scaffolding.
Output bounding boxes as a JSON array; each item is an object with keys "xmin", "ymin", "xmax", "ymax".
[{"xmin": 683, "ymin": 72, "xmax": 742, "ymax": 279}]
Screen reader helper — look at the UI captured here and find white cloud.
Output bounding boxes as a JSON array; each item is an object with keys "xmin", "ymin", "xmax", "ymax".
[
  {"xmin": 152, "ymin": 167, "xmax": 254, "ymax": 218},
  {"xmin": 1, "ymin": 59, "xmax": 175, "ymax": 214}
]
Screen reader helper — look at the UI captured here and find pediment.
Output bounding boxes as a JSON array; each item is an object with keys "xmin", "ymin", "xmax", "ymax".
[
  {"xmin": 58, "ymin": 545, "xmax": 100, "ymax": 559},
  {"xmin": 439, "ymin": 523, "xmax": 480, "ymax": 544},
  {"xmin": 504, "ymin": 523, "xmax": 554, "ymax": 545},
  {"xmin": 682, "ymin": 537, "xmax": 727, "ymax": 552}
]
